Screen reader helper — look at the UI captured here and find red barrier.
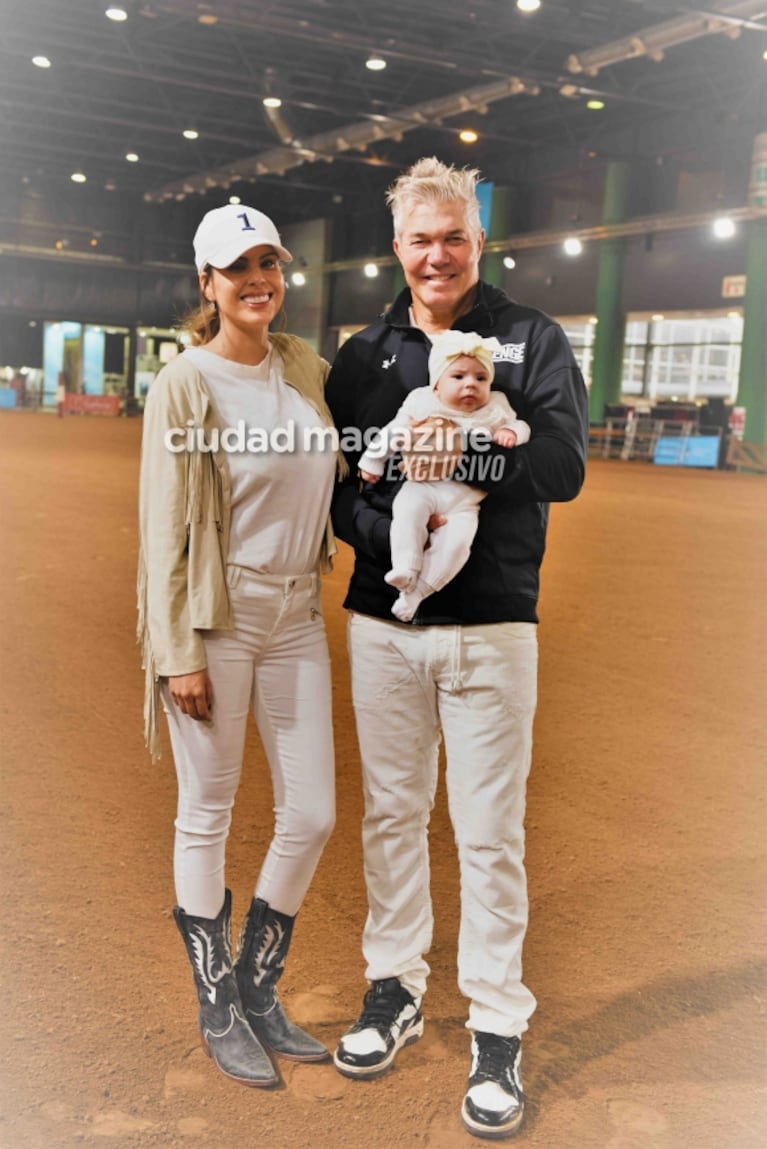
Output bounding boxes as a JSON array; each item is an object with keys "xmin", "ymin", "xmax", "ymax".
[{"xmin": 63, "ymin": 394, "xmax": 120, "ymax": 416}]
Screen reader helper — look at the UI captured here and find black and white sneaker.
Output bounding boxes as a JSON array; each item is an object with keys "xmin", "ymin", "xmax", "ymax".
[
  {"xmin": 333, "ymin": 978, "xmax": 423, "ymax": 1079},
  {"xmin": 461, "ymin": 1032, "xmax": 525, "ymax": 1139}
]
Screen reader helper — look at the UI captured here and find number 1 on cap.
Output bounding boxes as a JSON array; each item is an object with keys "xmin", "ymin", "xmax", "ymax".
[{"xmin": 237, "ymin": 212, "xmax": 256, "ymax": 231}]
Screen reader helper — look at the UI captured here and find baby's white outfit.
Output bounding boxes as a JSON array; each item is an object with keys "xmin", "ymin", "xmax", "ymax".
[{"xmin": 358, "ymin": 387, "xmax": 530, "ymax": 621}]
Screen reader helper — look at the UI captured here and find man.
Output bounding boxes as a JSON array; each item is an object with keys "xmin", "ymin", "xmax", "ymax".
[{"xmin": 326, "ymin": 156, "xmax": 589, "ymax": 1140}]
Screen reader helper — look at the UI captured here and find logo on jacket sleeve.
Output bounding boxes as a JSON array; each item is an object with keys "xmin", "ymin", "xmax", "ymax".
[
  {"xmin": 382, "ymin": 354, "xmax": 398, "ymax": 370},
  {"xmin": 492, "ymin": 343, "xmax": 526, "ymax": 364}
]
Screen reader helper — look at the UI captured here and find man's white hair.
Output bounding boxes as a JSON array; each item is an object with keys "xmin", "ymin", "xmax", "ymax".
[{"xmin": 386, "ymin": 156, "xmax": 483, "ymax": 239}]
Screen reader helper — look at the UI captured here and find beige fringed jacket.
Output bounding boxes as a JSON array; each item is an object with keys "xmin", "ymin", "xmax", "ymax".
[{"xmin": 137, "ymin": 333, "xmax": 347, "ymax": 760}]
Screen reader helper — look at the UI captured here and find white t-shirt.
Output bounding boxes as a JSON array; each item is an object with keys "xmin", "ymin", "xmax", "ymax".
[{"xmin": 185, "ymin": 346, "xmax": 335, "ymax": 575}]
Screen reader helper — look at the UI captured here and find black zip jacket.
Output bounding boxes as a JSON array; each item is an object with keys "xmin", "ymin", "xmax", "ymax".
[{"xmin": 325, "ymin": 281, "xmax": 589, "ymax": 625}]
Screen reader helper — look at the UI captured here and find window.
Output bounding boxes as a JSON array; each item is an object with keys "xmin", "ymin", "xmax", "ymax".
[
  {"xmin": 561, "ymin": 312, "xmax": 743, "ymax": 401},
  {"xmin": 558, "ymin": 317, "xmax": 597, "ymax": 387},
  {"xmin": 622, "ymin": 314, "xmax": 743, "ymax": 401}
]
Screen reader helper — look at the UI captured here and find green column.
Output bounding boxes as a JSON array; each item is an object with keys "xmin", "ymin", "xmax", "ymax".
[
  {"xmin": 483, "ymin": 186, "xmax": 515, "ymax": 288},
  {"xmin": 589, "ymin": 161, "xmax": 631, "ymax": 423},
  {"xmin": 736, "ymin": 218, "xmax": 767, "ymax": 446}
]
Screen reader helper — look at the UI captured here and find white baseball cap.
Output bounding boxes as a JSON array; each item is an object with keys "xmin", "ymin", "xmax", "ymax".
[{"xmin": 193, "ymin": 204, "xmax": 293, "ymax": 271}]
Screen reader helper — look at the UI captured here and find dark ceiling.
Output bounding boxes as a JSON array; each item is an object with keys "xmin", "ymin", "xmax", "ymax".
[{"xmin": 1, "ymin": 0, "xmax": 766, "ymax": 243}]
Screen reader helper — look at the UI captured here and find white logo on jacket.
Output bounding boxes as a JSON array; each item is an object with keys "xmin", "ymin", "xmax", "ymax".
[
  {"xmin": 492, "ymin": 343, "xmax": 526, "ymax": 364},
  {"xmin": 381, "ymin": 354, "xmax": 398, "ymax": 370}
]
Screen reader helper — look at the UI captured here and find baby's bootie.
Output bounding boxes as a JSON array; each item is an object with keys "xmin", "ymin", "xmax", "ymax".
[{"xmin": 385, "ymin": 568, "xmax": 418, "ymax": 592}]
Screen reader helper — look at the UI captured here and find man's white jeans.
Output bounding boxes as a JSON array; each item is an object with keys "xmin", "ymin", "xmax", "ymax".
[
  {"xmin": 162, "ymin": 565, "xmax": 335, "ymax": 920},
  {"xmin": 348, "ymin": 612, "xmax": 538, "ymax": 1037}
]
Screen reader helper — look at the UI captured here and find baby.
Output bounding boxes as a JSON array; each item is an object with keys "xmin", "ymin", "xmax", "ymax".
[{"xmin": 358, "ymin": 331, "xmax": 530, "ymax": 621}]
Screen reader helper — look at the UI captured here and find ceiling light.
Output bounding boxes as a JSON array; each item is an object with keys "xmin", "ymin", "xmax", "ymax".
[
  {"xmin": 125, "ymin": 152, "xmax": 139, "ymax": 163},
  {"xmin": 763, "ymin": 49, "xmax": 767, "ymax": 60},
  {"xmin": 652, "ymin": 313, "xmax": 665, "ymax": 322},
  {"xmin": 183, "ymin": 129, "xmax": 199, "ymax": 140},
  {"xmin": 366, "ymin": 55, "xmax": 387, "ymax": 71},
  {"xmin": 197, "ymin": 12, "xmax": 218, "ymax": 24},
  {"xmin": 228, "ymin": 195, "xmax": 241, "ymax": 204},
  {"xmin": 588, "ymin": 316, "xmax": 598, "ymax": 325},
  {"xmin": 586, "ymin": 99, "xmax": 604, "ymax": 110},
  {"xmin": 70, "ymin": 171, "xmax": 87, "ymax": 183},
  {"xmin": 291, "ymin": 271, "xmax": 306, "ymax": 287},
  {"xmin": 32, "ymin": 55, "xmax": 51, "ymax": 68},
  {"xmin": 459, "ymin": 129, "xmax": 478, "ymax": 143},
  {"xmin": 712, "ymin": 216, "xmax": 736, "ymax": 239},
  {"xmin": 105, "ymin": 7, "xmax": 128, "ymax": 21},
  {"xmin": 563, "ymin": 237, "xmax": 582, "ymax": 256},
  {"xmin": 263, "ymin": 96, "xmax": 282, "ymax": 108},
  {"xmin": 503, "ymin": 255, "xmax": 516, "ymax": 269},
  {"xmin": 516, "ymin": 0, "xmax": 541, "ymax": 12},
  {"xmin": 363, "ymin": 262, "xmax": 379, "ymax": 278}
]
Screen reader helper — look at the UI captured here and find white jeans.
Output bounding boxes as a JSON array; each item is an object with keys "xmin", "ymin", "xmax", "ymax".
[
  {"xmin": 348, "ymin": 612, "xmax": 538, "ymax": 1037},
  {"xmin": 162, "ymin": 565, "xmax": 335, "ymax": 920}
]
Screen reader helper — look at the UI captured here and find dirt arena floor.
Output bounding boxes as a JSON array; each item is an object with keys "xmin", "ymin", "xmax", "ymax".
[{"xmin": 1, "ymin": 410, "xmax": 765, "ymax": 1149}]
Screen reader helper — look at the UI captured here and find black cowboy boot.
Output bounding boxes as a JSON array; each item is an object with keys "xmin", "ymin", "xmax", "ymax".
[
  {"xmin": 173, "ymin": 889, "xmax": 279, "ymax": 1087},
  {"xmin": 235, "ymin": 897, "xmax": 329, "ymax": 1062}
]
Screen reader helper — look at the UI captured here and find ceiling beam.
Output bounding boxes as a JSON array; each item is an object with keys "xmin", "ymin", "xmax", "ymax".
[
  {"xmin": 567, "ymin": 0, "xmax": 767, "ymax": 74},
  {"xmin": 3, "ymin": 204, "xmax": 765, "ymax": 274},
  {"xmin": 145, "ymin": 76, "xmax": 541, "ymax": 202}
]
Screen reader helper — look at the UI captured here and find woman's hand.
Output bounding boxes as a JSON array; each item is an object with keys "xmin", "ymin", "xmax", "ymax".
[{"xmin": 168, "ymin": 671, "xmax": 214, "ymax": 721}]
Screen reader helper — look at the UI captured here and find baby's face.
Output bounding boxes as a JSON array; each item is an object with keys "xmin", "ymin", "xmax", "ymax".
[{"xmin": 435, "ymin": 355, "xmax": 492, "ymax": 413}]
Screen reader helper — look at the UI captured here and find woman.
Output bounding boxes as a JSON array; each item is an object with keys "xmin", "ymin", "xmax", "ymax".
[{"xmin": 137, "ymin": 203, "xmax": 345, "ymax": 1088}]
